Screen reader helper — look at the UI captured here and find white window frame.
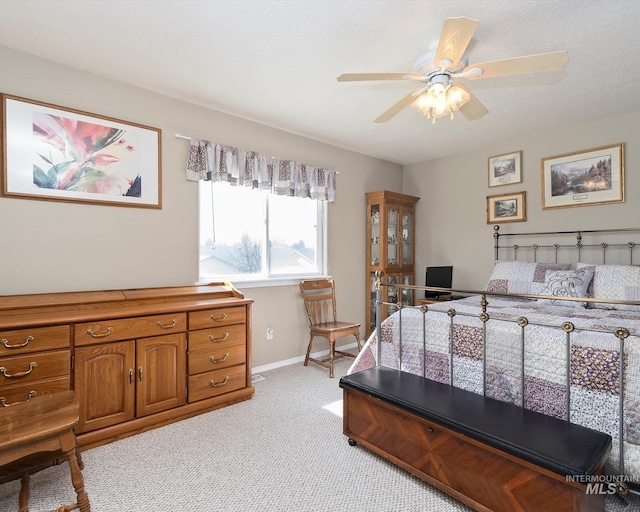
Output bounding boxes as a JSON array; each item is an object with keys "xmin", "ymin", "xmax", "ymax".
[{"xmin": 197, "ymin": 182, "xmax": 328, "ymax": 288}]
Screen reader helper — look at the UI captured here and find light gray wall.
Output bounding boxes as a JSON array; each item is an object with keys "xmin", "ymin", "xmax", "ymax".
[
  {"xmin": 404, "ymin": 111, "xmax": 639, "ymax": 291},
  {"xmin": 0, "ymin": 46, "xmax": 402, "ymax": 368}
]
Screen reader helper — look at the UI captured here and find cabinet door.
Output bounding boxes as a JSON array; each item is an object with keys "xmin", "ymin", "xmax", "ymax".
[
  {"xmin": 386, "ymin": 207, "xmax": 400, "ymax": 267},
  {"xmin": 74, "ymin": 340, "xmax": 135, "ymax": 433},
  {"xmin": 136, "ymin": 333, "xmax": 186, "ymax": 417},
  {"xmin": 400, "ymin": 208, "xmax": 414, "ymax": 266}
]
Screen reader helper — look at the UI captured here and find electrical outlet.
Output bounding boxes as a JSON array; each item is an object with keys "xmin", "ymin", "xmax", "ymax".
[{"xmin": 266, "ymin": 326, "xmax": 274, "ymax": 340}]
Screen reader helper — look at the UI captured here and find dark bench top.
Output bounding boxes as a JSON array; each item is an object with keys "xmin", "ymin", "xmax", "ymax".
[{"xmin": 340, "ymin": 366, "xmax": 612, "ymax": 478}]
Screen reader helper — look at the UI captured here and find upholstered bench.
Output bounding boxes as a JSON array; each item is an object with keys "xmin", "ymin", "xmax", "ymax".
[{"xmin": 340, "ymin": 366, "xmax": 612, "ymax": 512}]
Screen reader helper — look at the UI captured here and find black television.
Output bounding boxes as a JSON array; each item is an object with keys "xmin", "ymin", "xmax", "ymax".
[{"xmin": 425, "ymin": 266, "xmax": 453, "ymax": 299}]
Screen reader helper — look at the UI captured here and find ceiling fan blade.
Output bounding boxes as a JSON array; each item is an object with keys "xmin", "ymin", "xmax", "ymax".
[
  {"xmin": 374, "ymin": 91, "xmax": 417, "ymax": 123},
  {"xmin": 337, "ymin": 72, "xmax": 420, "ymax": 82},
  {"xmin": 456, "ymin": 85, "xmax": 489, "ymax": 121},
  {"xmin": 464, "ymin": 51, "xmax": 569, "ymax": 80},
  {"xmin": 434, "ymin": 17, "xmax": 479, "ymax": 69}
]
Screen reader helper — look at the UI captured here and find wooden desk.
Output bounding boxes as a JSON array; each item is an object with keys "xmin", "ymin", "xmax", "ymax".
[
  {"xmin": 0, "ymin": 391, "xmax": 90, "ymax": 511},
  {"xmin": 416, "ymin": 295, "xmax": 453, "ymax": 306}
]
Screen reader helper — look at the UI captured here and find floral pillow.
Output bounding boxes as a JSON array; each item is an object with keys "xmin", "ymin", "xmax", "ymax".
[
  {"xmin": 485, "ymin": 260, "xmax": 571, "ymax": 295},
  {"xmin": 537, "ymin": 268, "xmax": 595, "ymax": 308},
  {"xmin": 577, "ymin": 262, "xmax": 640, "ymax": 311}
]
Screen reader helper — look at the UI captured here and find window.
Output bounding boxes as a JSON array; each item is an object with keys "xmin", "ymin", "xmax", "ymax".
[{"xmin": 198, "ymin": 181, "xmax": 326, "ymax": 284}]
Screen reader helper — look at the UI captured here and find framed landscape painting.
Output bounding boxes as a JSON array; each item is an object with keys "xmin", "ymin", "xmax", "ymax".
[
  {"xmin": 541, "ymin": 143, "xmax": 624, "ymax": 210},
  {"xmin": 487, "ymin": 191, "xmax": 526, "ymax": 224},
  {"xmin": 488, "ymin": 150, "xmax": 522, "ymax": 187},
  {"xmin": 1, "ymin": 94, "xmax": 162, "ymax": 208}
]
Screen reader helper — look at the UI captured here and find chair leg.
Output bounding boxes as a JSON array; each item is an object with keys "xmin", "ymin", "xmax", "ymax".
[
  {"xmin": 304, "ymin": 333, "xmax": 314, "ymax": 366},
  {"xmin": 354, "ymin": 329, "xmax": 362, "ymax": 352},
  {"xmin": 18, "ymin": 473, "xmax": 29, "ymax": 512},
  {"xmin": 66, "ymin": 447, "xmax": 91, "ymax": 512},
  {"xmin": 328, "ymin": 339, "xmax": 335, "ymax": 378}
]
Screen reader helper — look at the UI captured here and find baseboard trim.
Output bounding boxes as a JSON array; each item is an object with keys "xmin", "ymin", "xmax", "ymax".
[{"xmin": 252, "ymin": 341, "xmax": 360, "ymax": 375}]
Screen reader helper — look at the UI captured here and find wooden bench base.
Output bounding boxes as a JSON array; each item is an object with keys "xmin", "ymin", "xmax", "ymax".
[{"xmin": 341, "ymin": 368, "xmax": 610, "ymax": 512}]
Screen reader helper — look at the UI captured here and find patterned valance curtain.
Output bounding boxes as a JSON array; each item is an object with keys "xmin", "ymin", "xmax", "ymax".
[{"xmin": 185, "ymin": 138, "xmax": 336, "ymax": 202}]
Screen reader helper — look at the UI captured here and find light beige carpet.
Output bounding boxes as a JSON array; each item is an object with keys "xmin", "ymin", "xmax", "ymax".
[{"xmin": 0, "ymin": 356, "xmax": 637, "ymax": 511}]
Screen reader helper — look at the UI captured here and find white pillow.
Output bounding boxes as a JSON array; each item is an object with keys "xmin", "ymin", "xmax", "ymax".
[
  {"xmin": 537, "ymin": 268, "xmax": 594, "ymax": 308},
  {"xmin": 577, "ymin": 262, "xmax": 640, "ymax": 311},
  {"xmin": 485, "ymin": 260, "xmax": 571, "ymax": 295}
]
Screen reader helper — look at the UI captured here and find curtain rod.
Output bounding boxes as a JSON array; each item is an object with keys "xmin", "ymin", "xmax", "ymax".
[{"xmin": 174, "ymin": 133, "xmax": 339, "ymax": 174}]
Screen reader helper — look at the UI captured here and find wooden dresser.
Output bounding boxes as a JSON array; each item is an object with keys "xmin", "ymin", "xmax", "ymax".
[{"xmin": 0, "ymin": 283, "xmax": 253, "ymax": 450}]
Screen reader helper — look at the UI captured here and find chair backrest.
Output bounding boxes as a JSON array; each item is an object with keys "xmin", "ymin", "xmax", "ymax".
[{"xmin": 299, "ymin": 279, "xmax": 337, "ymax": 326}]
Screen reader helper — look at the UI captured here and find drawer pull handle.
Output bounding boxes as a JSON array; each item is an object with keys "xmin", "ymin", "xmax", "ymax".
[
  {"xmin": 208, "ymin": 332, "xmax": 229, "ymax": 343},
  {"xmin": 0, "ymin": 362, "xmax": 37, "ymax": 379},
  {"xmin": 0, "ymin": 391, "xmax": 36, "ymax": 407},
  {"xmin": 87, "ymin": 327, "xmax": 113, "ymax": 338},
  {"xmin": 157, "ymin": 319, "xmax": 178, "ymax": 329},
  {"xmin": 209, "ymin": 353, "xmax": 229, "ymax": 364},
  {"xmin": 2, "ymin": 336, "xmax": 33, "ymax": 349},
  {"xmin": 209, "ymin": 376, "xmax": 229, "ymax": 388},
  {"xmin": 210, "ymin": 313, "xmax": 228, "ymax": 322}
]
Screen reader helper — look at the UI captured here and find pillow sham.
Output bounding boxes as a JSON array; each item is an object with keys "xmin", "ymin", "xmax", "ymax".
[
  {"xmin": 577, "ymin": 262, "xmax": 640, "ymax": 311},
  {"xmin": 537, "ymin": 267, "xmax": 594, "ymax": 308},
  {"xmin": 485, "ymin": 260, "xmax": 571, "ymax": 295}
]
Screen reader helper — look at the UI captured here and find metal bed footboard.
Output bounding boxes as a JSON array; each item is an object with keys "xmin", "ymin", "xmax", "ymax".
[{"xmin": 371, "ymin": 225, "xmax": 640, "ymax": 494}]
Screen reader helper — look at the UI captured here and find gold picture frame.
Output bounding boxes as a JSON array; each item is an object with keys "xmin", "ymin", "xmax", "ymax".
[
  {"xmin": 541, "ymin": 143, "xmax": 624, "ymax": 210},
  {"xmin": 487, "ymin": 191, "xmax": 526, "ymax": 224},
  {"xmin": 1, "ymin": 94, "xmax": 162, "ymax": 208},
  {"xmin": 488, "ymin": 150, "xmax": 522, "ymax": 187}
]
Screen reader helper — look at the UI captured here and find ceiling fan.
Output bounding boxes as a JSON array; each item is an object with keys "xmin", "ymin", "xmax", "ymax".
[{"xmin": 337, "ymin": 16, "xmax": 569, "ymax": 124}]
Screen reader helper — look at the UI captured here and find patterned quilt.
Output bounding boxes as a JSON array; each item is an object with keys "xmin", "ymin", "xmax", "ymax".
[{"xmin": 348, "ymin": 295, "xmax": 640, "ymax": 478}]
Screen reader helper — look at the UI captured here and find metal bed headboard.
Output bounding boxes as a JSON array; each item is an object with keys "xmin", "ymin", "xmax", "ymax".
[{"xmin": 493, "ymin": 225, "xmax": 640, "ymax": 264}]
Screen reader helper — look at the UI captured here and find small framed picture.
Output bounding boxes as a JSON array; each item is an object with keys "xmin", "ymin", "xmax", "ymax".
[
  {"xmin": 487, "ymin": 191, "xmax": 526, "ymax": 224},
  {"xmin": 488, "ymin": 150, "xmax": 522, "ymax": 187},
  {"xmin": 541, "ymin": 143, "xmax": 624, "ymax": 210}
]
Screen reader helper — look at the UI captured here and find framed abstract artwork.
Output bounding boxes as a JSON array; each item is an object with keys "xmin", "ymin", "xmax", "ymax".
[
  {"xmin": 541, "ymin": 143, "xmax": 624, "ymax": 210},
  {"xmin": 1, "ymin": 94, "xmax": 162, "ymax": 208}
]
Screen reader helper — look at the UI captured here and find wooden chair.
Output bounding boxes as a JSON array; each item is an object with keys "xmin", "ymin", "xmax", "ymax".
[
  {"xmin": 299, "ymin": 279, "xmax": 361, "ymax": 378},
  {"xmin": 0, "ymin": 390, "xmax": 91, "ymax": 512}
]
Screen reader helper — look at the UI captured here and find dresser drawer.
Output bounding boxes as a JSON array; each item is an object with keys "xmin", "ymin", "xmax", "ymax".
[
  {"xmin": 188, "ymin": 324, "xmax": 246, "ymax": 352},
  {"xmin": 188, "ymin": 344, "xmax": 246, "ymax": 375},
  {"xmin": 188, "ymin": 364, "xmax": 246, "ymax": 403},
  {"xmin": 188, "ymin": 306, "xmax": 245, "ymax": 330},
  {"xmin": 75, "ymin": 313, "xmax": 186, "ymax": 346},
  {"xmin": 0, "ymin": 349, "xmax": 70, "ymax": 385},
  {"xmin": 0, "ymin": 375, "xmax": 70, "ymax": 407},
  {"xmin": 0, "ymin": 325, "xmax": 70, "ymax": 356}
]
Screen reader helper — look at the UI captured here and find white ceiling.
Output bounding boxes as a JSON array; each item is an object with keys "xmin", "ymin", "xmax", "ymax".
[{"xmin": 0, "ymin": 0, "xmax": 639, "ymax": 165}]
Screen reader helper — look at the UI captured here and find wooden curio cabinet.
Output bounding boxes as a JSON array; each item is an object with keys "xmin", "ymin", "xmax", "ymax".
[{"xmin": 366, "ymin": 190, "xmax": 420, "ymax": 337}]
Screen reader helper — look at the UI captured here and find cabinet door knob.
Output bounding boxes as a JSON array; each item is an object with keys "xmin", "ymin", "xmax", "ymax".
[
  {"xmin": 87, "ymin": 327, "xmax": 113, "ymax": 338},
  {"xmin": 129, "ymin": 369, "xmax": 134, "ymax": 386},
  {"xmin": 209, "ymin": 353, "xmax": 229, "ymax": 364},
  {"xmin": 2, "ymin": 336, "xmax": 33, "ymax": 349},
  {"xmin": 0, "ymin": 362, "xmax": 37, "ymax": 379},
  {"xmin": 138, "ymin": 367, "xmax": 143, "ymax": 384}
]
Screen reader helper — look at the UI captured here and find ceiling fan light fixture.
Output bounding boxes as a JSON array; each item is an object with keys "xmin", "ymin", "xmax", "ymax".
[
  {"xmin": 412, "ymin": 81, "xmax": 470, "ymax": 124},
  {"xmin": 447, "ymin": 84, "xmax": 470, "ymax": 111}
]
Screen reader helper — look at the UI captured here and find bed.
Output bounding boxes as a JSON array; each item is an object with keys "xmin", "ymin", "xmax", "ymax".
[{"xmin": 346, "ymin": 226, "xmax": 640, "ymax": 501}]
